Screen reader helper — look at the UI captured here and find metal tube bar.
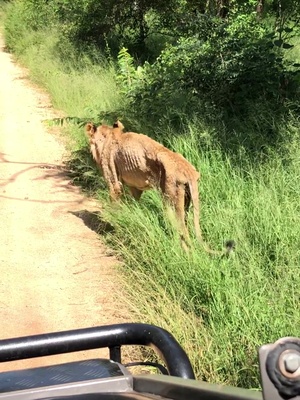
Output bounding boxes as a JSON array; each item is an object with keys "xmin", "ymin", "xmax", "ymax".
[{"xmin": 0, "ymin": 323, "xmax": 195, "ymax": 379}]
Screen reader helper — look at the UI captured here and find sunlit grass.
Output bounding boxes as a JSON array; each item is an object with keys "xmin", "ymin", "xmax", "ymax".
[
  {"xmin": 97, "ymin": 136, "xmax": 300, "ymax": 388},
  {"xmin": 4, "ymin": 22, "xmax": 122, "ymax": 118}
]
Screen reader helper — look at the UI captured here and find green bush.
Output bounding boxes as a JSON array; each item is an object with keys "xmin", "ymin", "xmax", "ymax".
[{"xmin": 129, "ymin": 19, "xmax": 295, "ymax": 114}]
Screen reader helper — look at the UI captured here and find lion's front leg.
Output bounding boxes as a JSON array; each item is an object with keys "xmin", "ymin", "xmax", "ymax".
[
  {"xmin": 101, "ymin": 153, "xmax": 122, "ymax": 202},
  {"xmin": 108, "ymin": 180, "xmax": 123, "ymax": 201}
]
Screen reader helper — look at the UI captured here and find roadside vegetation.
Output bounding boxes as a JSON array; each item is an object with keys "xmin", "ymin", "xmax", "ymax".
[{"xmin": 2, "ymin": 0, "xmax": 300, "ymax": 389}]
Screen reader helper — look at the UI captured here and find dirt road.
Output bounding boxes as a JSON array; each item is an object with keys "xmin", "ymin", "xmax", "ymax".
[{"xmin": 0, "ymin": 35, "xmax": 128, "ymax": 370}]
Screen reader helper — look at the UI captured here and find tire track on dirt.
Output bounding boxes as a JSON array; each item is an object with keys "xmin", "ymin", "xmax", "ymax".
[{"xmin": 0, "ymin": 35, "xmax": 128, "ymax": 371}]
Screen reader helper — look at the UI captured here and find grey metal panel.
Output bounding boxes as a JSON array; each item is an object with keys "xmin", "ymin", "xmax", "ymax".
[
  {"xmin": 0, "ymin": 376, "xmax": 133, "ymax": 400},
  {"xmin": 0, "ymin": 360, "xmax": 127, "ymax": 393},
  {"xmin": 133, "ymin": 375, "xmax": 263, "ymax": 400},
  {"xmin": 42, "ymin": 394, "xmax": 166, "ymax": 399}
]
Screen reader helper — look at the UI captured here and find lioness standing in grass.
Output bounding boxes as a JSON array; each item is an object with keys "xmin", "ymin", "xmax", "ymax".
[{"xmin": 85, "ymin": 121, "xmax": 234, "ymax": 255}]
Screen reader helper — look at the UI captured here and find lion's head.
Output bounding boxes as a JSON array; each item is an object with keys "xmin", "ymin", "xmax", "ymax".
[{"xmin": 85, "ymin": 121, "xmax": 125, "ymax": 164}]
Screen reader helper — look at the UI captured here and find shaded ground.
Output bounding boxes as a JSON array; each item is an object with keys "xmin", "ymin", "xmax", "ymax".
[{"xmin": 0, "ymin": 35, "xmax": 128, "ymax": 371}]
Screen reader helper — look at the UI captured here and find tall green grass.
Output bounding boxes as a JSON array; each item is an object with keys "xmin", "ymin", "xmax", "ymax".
[
  {"xmin": 4, "ymin": 1, "xmax": 122, "ymax": 119},
  {"xmin": 98, "ymin": 131, "xmax": 300, "ymax": 388},
  {"xmin": 0, "ymin": 1, "xmax": 8, "ymax": 27},
  {"xmin": 2, "ymin": 6, "xmax": 300, "ymax": 389},
  {"xmin": 68, "ymin": 120, "xmax": 300, "ymax": 388},
  {"xmin": 20, "ymin": 34, "xmax": 121, "ymax": 118}
]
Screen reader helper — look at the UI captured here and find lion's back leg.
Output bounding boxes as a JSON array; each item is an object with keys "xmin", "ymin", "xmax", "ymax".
[
  {"xmin": 174, "ymin": 184, "xmax": 190, "ymax": 243},
  {"xmin": 184, "ymin": 183, "xmax": 191, "ymax": 224},
  {"xmin": 162, "ymin": 177, "xmax": 190, "ymax": 247}
]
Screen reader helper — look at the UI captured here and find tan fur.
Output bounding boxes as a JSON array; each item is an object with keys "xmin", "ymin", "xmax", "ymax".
[{"xmin": 85, "ymin": 122, "xmax": 234, "ymax": 255}]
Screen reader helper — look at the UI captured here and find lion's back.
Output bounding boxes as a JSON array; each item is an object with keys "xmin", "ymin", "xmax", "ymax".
[
  {"xmin": 115, "ymin": 131, "xmax": 199, "ymax": 185},
  {"xmin": 120, "ymin": 132, "xmax": 163, "ymax": 154},
  {"xmin": 113, "ymin": 132, "xmax": 161, "ymax": 188},
  {"xmin": 157, "ymin": 149, "xmax": 200, "ymax": 183}
]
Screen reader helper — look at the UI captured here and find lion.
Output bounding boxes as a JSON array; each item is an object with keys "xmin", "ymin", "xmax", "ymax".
[{"xmin": 85, "ymin": 121, "xmax": 235, "ymax": 255}]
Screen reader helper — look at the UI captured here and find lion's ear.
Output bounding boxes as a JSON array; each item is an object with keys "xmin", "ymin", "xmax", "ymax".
[
  {"xmin": 85, "ymin": 122, "xmax": 97, "ymax": 137},
  {"xmin": 113, "ymin": 120, "xmax": 125, "ymax": 131}
]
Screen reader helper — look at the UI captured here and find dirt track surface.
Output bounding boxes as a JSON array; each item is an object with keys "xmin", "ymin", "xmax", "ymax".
[{"xmin": 0, "ymin": 36, "xmax": 127, "ymax": 371}]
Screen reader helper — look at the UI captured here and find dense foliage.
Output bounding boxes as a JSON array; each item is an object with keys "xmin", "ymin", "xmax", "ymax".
[{"xmin": 5, "ymin": 0, "xmax": 299, "ymax": 152}]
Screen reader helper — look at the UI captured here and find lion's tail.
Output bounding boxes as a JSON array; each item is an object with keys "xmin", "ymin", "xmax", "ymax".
[{"xmin": 188, "ymin": 179, "xmax": 235, "ymax": 256}]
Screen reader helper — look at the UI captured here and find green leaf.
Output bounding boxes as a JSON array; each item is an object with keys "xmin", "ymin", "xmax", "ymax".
[
  {"xmin": 265, "ymin": 33, "xmax": 276, "ymax": 39},
  {"xmin": 282, "ymin": 43, "xmax": 294, "ymax": 49},
  {"xmin": 273, "ymin": 39, "xmax": 283, "ymax": 47}
]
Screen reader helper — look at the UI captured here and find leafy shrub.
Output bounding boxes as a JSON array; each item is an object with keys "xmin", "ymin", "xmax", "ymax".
[{"xmin": 117, "ymin": 14, "xmax": 299, "ymax": 133}]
